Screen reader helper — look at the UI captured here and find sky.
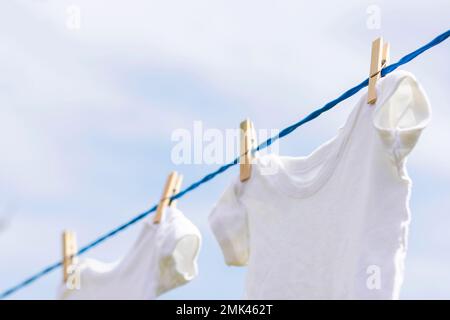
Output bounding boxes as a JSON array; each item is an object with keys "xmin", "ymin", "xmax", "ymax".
[{"xmin": 0, "ymin": 0, "xmax": 449, "ymax": 299}]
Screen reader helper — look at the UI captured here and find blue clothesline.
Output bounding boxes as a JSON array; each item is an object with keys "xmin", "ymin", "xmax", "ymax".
[{"xmin": 1, "ymin": 29, "xmax": 449, "ymax": 299}]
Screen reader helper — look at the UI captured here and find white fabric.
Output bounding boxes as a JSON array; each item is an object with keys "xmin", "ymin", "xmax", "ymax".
[
  {"xmin": 58, "ymin": 207, "xmax": 201, "ymax": 300},
  {"xmin": 209, "ymin": 70, "xmax": 431, "ymax": 300}
]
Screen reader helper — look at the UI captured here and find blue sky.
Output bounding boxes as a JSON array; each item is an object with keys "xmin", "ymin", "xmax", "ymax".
[{"xmin": 0, "ymin": 0, "xmax": 449, "ymax": 299}]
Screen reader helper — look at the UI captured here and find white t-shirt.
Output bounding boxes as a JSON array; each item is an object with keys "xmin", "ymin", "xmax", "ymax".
[
  {"xmin": 58, "ymin": 207, "xmax": 201, "ymax": 299},
  {"xmin": 209, "ymin": 70, "xmax": 431, "ymax": 299}
]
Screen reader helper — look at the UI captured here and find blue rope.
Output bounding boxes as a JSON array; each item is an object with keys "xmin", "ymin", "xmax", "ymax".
[{"xmin": 1, "ymin": 29, "xmax": 449, "ymax": 299}]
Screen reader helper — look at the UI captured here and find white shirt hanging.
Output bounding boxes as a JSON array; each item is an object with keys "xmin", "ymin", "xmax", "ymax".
[
  {"xmin": 209, "ymin": 70, "xmax": 431, "ymax": 299},
  {"xmin": 58, "ymin": 207, "xmax": 201, "ymax": 299}
]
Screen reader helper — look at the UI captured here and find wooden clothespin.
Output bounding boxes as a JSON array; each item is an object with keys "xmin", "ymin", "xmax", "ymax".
[
  {"xmin": 240, "ymin": 119, "xmax": 257, "ymax": 182},
  {"xmin": 153, "ymin": 171, "xmax": 183, "ymax": 224},
  {"xmin": 368, "ymin": 37, "xmax": 390, "ymax": 104},
  {"xmin": 62, "ymin": 230, "xmax": 77, "ymax": 283}
]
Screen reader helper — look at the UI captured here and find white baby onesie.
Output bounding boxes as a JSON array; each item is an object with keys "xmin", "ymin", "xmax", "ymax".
[
  {"xmin": 58, "ymin": 207, "xmax": 201, "ymax": 299},
  {"xmin": 209, "ymin": 70, "xmax": 431, "ymax": 300}
]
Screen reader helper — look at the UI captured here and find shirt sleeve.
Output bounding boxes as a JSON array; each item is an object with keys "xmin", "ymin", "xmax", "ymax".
[
  {"xmin": 208, "ymin": 178, "xmax": 250, "ymax": 266},
  {"xmin": 373, "ymin": 72, "xmax": 431, "ymax": 165},
  {"xmin": 157, "ymin": 208, "xmax": 201, "ymax": 296}
]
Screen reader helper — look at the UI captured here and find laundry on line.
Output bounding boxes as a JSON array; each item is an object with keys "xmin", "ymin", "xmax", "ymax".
[{"xmin": 0, "ymin": 29, "xmax": 449, "ymax": 300}]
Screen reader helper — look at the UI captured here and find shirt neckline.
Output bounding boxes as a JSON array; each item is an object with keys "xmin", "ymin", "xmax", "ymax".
[
  {"xmin": 257, "ymin": 70, "xmax": 410, "ymax": 199},
  {"xmin": 262, "ymin": 108, "xmax": 359, "ymax": 198}
]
